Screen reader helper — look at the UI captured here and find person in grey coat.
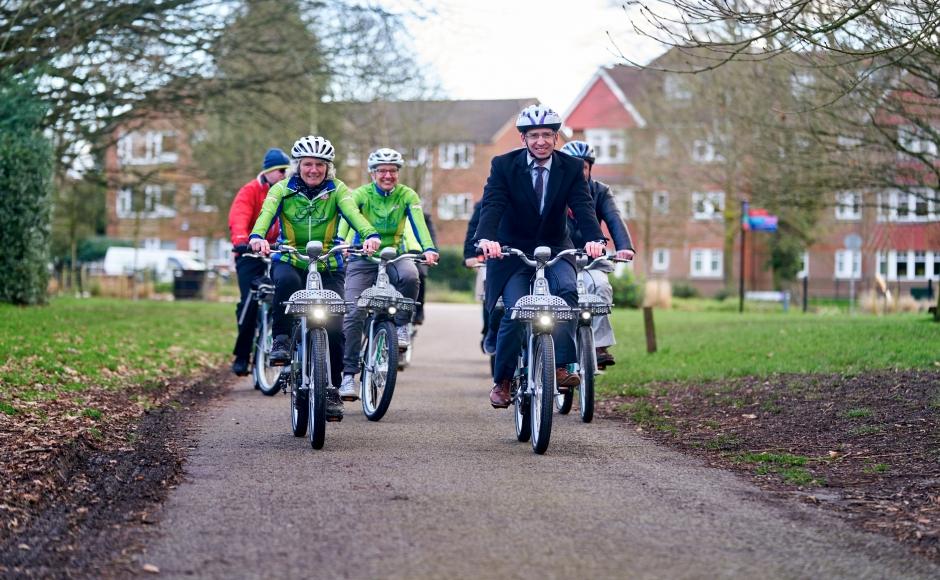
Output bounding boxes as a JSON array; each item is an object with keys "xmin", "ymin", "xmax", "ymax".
[{"xmin": 561, "ymin": 140, "xmax": 636, "ymax": 370}]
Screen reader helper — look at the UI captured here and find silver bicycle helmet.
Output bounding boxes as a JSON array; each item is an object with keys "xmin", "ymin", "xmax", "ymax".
[
  {"xmin": 291, "ymin": 135, "xmax": 335, "ymax": 162},
  {"xmin": 561, "ymin": 140, "xmax": 596, "ymax": 164},
  {"xmin": 515, "ymin": 104, "xmax": 562, "ymax": 133},
  {"xmin": 367, "ymin": 148, "xmax": 404, "ymax": 170}
]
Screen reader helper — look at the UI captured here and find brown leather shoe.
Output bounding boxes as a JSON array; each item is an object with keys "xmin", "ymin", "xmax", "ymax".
[
  {"xmin": 489, "ymin": 380, "xmax": 511, "ymax": 408},
  {"xmin": 596, "ymin": 347, "xmax": 615, "ymax": 370},
  {"xmin": 555, "ymin": 367, "xmax": 580, "ymax": 394}
]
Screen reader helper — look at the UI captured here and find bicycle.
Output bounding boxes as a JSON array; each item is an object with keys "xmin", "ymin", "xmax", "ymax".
[
  {"xmin": 347, "ymin": 247, "xmax": 428, "ymax": 422},
  {"xmin": 554, "ymin": 253, "xmax": 628, "ymax": 423},
  {"xmin": 501, "ymin": 245, "xmax": 578, "ymax": 455},
  {"xmin": 234, "ymin": 249, "xmax": 280, "ymax": 396},
  {"xmin": 279, "ymin": 241, "xmax": 351, "ymax": 449}
]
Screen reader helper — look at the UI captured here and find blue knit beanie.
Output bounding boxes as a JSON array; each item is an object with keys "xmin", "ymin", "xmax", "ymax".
[{"xmin": 262, "ymin": 148, "xmax": 291, "ymax": 171}]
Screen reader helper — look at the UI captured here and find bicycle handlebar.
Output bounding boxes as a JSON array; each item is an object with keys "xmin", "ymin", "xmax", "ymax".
[{"xmin": 346, "ymin": 247, "xmax": 436, "ymax": 266}]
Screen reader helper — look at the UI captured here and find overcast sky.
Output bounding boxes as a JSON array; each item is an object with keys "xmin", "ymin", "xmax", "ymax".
[{"xmin": 394, "ymin": 0, "xmax": 667, "ymax": 114}]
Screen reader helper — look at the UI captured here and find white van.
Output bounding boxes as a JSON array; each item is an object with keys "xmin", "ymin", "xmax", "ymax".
[{"xmin": 103, "ymin": 247, "xmax": 206, "ymax": 283}]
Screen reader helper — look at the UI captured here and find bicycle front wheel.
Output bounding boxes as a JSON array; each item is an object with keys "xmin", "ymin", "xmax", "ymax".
[
  {"xmin": 254, "ymin": 303, "xmax": 282, "ymax": 396},
  {"xmin": 289, "ymin": 326, "xmax": 308, "ymax": 437},
  {"xmin": 531, "ymin": 334, "xmax": 555, "ymax": 454},
  {"xmin": 307, "ymin": 328, "xmax": 328, "ymax": 449},
  {"xmin": 578, "ymin": 325, "xmax": 595, "ymax": 423},
  {"xmin": 360, "ymin": 319, "xmax": 398, "ymax": 422}
]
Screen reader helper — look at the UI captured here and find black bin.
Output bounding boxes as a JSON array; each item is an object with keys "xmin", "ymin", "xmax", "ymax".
[{"xmin": 173, "ymin": 269, "xmax": 206, "ymax": 300}]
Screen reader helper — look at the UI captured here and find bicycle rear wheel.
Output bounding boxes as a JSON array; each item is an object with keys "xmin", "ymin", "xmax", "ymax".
[
  {"xmin": 253, "ymin": 303, "xmax": 282, "ymax": 396},
  {"xmin": 307, "ymin": 328, "xmax": 328, "ymax": 449},
  {"xmin": 360, "ymin": 319, "xmax": 398, "ymax": 422},
  {"xmin": 289, "ymin": 326, "xmax": 308, "ymax": 437},
  {"xmin": 578, "ymin": 325, "xmax": 595, "ymax": 423},
  {"xmin": 531, "ymin": 335, "xmax": 554, "ymax": 454},
  {"xmin": 513, "ymin": 377, "xmax": 531, "ymax": 442}
]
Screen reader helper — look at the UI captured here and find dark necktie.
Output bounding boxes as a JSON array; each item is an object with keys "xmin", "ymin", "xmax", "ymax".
[{"xmin": 534, "ymin": 166, "xmax": 545, "ymax": 214}]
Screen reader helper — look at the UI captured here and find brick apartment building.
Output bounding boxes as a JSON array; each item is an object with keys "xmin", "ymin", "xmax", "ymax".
[{"xmin": 564, "ymin": 58, "xmax": 940, "ymax": 299}]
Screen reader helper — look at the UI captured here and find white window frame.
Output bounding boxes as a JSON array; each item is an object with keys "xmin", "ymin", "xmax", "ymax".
[
  {"xmin": 345, "ymin": 143, "xmax": 361, "ymax": 167},
  {"xmin": 405, "ymin": 146, "xmax": 430, "ymax": 168},
  {"xmin": 438, "ymin": 142, "xmax": 474, "ymax": 169},
  {"xmin": 437, "ymin": 193, "xmax": 473, "ymax": 221},
  {"xmin": 652, "ymin": 248, "xmax": 670, "ymax": 272},
  {"xmin": 797, "ymin": 251, "xmax": 809, "ymax": 279},
  {"xmin": 834, "ymin": 249, "xmax": 861, "ymax": 280},
  {"xmin": 654, "ymin": 134, "xmax": 670, "ymax": 157},
  {"xmin": 691, "ymin": 191, "xmax": 725, "ymax": 220},
  {"xmin": 690, "ymin": 248, "xmax": 722, "ymax": 278},
  {"xmin": 790, "ymin": 71, "xmax": 815, "ymax": 98},
  {"xmin": 585, "ymin": 129, "xmax": 627, "ymax": 164},
  {"xmin": 613, "ymin": 188, "xmax": 636, "ymax": 219},
  {"xmin": 664, "ymin": 75, "xmax": 691, "ymax": 101},
  {"xmin": 116, "ymin": 130, "xmax": 178, "ymax": 166},
  {"xmin": 653, "ymin": 191, "xmax": 669, "ymax": 214},
  {"xmin": 142, "ymin": 238, "xmax": 162, "ymax": 250},
  {"xmin": 897, "ymin": 125, "xmax": 938, "ymax": 158},
  {"xmin": 691, "ymin": 139, "xmax": 722, "ymax": 163},
  {"xmin": 190, "ymin": 183, "xmax": 215, "ymax": 212},
  {"xmin": 877, "ymin": 190, "xmax": 937, "ymax": 222},
  {"xmin": 879, "ymin": 250, "xmax": 940, "ymax": 281},
  {"xmin": 835, "ymin": 191, "xmax": 862, "ymax": 221},
  {"xmin": 188, "ymin": 237, "xmax": 207, "ymax": 260}
]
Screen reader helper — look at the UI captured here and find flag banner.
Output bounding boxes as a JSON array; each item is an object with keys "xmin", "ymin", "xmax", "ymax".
[{"xmin": 747, "ymin": 208, "xmax": 778, "ymax": 232}]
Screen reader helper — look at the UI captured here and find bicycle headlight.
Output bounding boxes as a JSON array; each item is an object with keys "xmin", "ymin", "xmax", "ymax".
[
  {"xmin": 388, "ymin": 306, "xmax": 397, "ymax": 315},
  {"xmin": 581, "ymin": 310, "xmax": 592, "ymax": 320},
  {"xmin": 538, "ymin": 314, "xmax": 553, "ymax": 327},
  {"xmin": 312, "ymin": 307, "xmax": 326, "ymax": 320}
]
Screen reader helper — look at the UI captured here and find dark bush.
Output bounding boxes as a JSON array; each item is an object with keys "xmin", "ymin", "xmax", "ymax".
[
  {"xmin": 672, "ymin": 282, "xmax": 699, "ymax": 298},
  {"xmin": 427, "ymin": 247, "xmax": 476, "ymax": 292},
  {"xmin": 0, "ymin": 72, "xmax": 53, "ymax": 305},
  {"xmin": 610, "ymin": 269, "xmax": 643, "ymax": 309}
]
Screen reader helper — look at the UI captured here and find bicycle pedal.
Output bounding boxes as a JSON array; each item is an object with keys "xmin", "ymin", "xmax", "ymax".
[{"xmin": 326, "ymin": 415, "xmax": 343, "ymax": 422}]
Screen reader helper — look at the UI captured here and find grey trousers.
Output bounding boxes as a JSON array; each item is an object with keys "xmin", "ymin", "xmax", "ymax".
[
  {"xmin": 342, "ymin": 257, "xmax": 419, "ymax": 374},
  {"xmin": 580, "ymin": 269, "xmax": 615, "ymax": 348}
]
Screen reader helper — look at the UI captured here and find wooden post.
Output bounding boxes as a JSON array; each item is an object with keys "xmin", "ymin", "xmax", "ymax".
[
  {"xmin": 739, "ymin": 200, "xmax": 747, "ymax": 314},
  {"xmin": 643, "ymin": 306, "xmax": 657, "ymax": 354}
]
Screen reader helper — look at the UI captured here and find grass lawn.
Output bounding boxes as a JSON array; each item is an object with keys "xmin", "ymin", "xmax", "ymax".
[
  {"xmin": 0, "ymin": 297, "xmax": 233, "ymax": 413},
  {"xmin": 599, "ymin": 308, "xmax": 939, "ymax": 395}
]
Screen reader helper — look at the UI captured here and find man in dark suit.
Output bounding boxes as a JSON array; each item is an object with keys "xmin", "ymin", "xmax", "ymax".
[{"xmin": 475, "ymin": 104, "xmax": 606, "ymax": 409}]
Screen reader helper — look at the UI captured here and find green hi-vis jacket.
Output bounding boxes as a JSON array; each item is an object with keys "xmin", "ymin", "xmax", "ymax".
[
  {"xmin": 249, "ymin": 175, "xmax": 379, "ymax": 271},
  {"xmin": 338, "ymin": 183, "xmax": 438, "ymax": 254}
]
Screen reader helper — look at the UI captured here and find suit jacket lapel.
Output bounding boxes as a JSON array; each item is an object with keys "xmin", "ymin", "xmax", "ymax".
[
  {"xmin": 514, "ymin": 152, "xmax": 540, "ymax": 214},
  {"xmin": 543, "ymin": 152, "xmax": 564, "ymax": 214}
]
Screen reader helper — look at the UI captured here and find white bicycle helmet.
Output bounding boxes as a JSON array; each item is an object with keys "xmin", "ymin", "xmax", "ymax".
[
  {"xmin": 516, "ymin": 104, "xmax": 562, "ymax": 133},
  {"xmin": 367, "ymin": 148, "xmax": 404, "ymax": 170},
  {"xmin": 291, "ymin": 135, "xmax": 335, "ymax": 162},
  {"xmin": 561, "ymin": 140, "xmax": 596, "ymax": 164}
]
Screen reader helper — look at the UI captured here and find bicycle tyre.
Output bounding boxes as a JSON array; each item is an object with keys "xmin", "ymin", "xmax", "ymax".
[
  {"xmin": 289, "ymin": 326, "xmax": 308, "ymax": 437},
  {"xmin": 513, "ymin": 377, "xmax": 531, "ymax": 442},
  {"xmin": 308, "ymin": 328, "xmax": 328, "ymax": 449},
  {"xmin": 254, "ymin": 303, "xmax": 281, "ymax": 396},
  {"xmin": 360, "ymin": 319, "xmax": 398, "ymax": 422},
  {"xmin": 531, "ymin": 335, "xmax": 554, "ymax": 454},
  {"xmin": 578, "ymin": 325, "xmax": 595, "ymax": 424},
  {"xmin": 554, "ymin": 377, "xmax": 573, "ymax": 415}
]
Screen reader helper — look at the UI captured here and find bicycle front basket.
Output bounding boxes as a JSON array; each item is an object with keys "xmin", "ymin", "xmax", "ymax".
[
  {"xmin": 510, "ymin": 294, "xmax": 576, "ymax": 321},
  {"xmin": 284, "ymin": 289, "xmax": 349, "ymax": 316},
  {"xmin": 357, "ymin": 287, "xmax": 414, "ymax": 312}
]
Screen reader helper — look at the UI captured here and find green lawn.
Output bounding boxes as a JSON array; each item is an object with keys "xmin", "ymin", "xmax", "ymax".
[
  {"xmin": 599, "ymin": 309, "xmax": 939, "ymax": 395},
  {"xmin": 0, "ymin": 297, "xmax": 233, "ymax": 408}
]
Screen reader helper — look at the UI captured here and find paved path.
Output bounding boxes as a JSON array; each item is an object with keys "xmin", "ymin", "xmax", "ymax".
[{"xmin": 136, "ymin": 304, "xmax": 937, "ymax": 579}]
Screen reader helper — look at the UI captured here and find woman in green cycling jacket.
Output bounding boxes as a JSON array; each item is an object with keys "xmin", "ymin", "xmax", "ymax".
[
  {"xmin": 336, "ymin": 148, "xmax": 438, "ymax": 402},
  {"xmin": 248, "ymin": 135, "xmax": 380, "ymax": 421}
]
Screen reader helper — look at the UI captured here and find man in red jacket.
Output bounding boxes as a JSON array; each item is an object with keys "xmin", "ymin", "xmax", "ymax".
[{"xmin": 227, "ymin": 148, "xmax": 289, "ymax": 376}]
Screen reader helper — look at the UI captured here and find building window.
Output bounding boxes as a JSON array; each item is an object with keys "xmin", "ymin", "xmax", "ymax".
[
  {"xmin": 190, "ymin": 183, "xmax": 215, "ymax": 212},
  {"xmin": 664, "ymin": 75, "xmax": 691, "ymax": 101},
  {"xmin": 653, "ymin": 191, "xmax": 669, "ymax": 214},
  {"xmin": 438, "ymin": 143, "xmax": 474, "ymax": 169},
  {"xmin": 691, "ymin": 191, "xmax": 724, "ymax": 220},
  {"xmin": 881, "ymin": 250, "xmax": 938, "ymax": 280},
  {"xmin": 188, "ymin": 237, "xmax": 207, "ymax": 260},
  {"xmin": 345, "ymin": 143, "xmax": 361, "ymax": 167},
  {"xmin": 691, "ymin": 139, "xmax": 722, "ymax": 163},
  {"xmin": 835, "ymin": 249, "xmax": 861, "ymax": 280},
  {"xmin": 585, "ymin": 129, "xmax": 627, "ymax": 164},
  {"xmin": 613, "ymin": 188, "xmax": 635, "ymax": 219},
  {"xmin": 404, "ymin": 146, "xmax": 430, "ymax": 167},
  {"xmin": 797, "ymin": 251, "xmax": 809, "ymax": 279},
  {"xmin": 897, "ymin": 125, "xmax": 938, "ymax": 158},
  {"xmin": 835, "ymin": 192, "xmax": 862, "ymax": 220},
  {"xmin": 652, "ymin": 248, "xmax": 670, "ymax": 272},
  {"xmin": 877, "ymin": 190, "xmax": 937, "ymax": 222},
  {"xmin": 690, "ymin": 248, "xmax": 722, "ymax": 278},
  {"xmin": 117, "ymin": 130, "xmax": 179, "ymax": 166},
  {"xmin": 142, "ymin": 238, "xmax": 162, "ymax": 250},
  {"xmin": 437, "ymin": 193, "xmax": 473, "ymax": 220},
  {"xmin": 654, "ymin": 134, "xmax": 670, "ymax": 157}
]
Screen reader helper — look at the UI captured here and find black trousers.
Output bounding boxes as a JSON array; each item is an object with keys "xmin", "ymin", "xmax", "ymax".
[
  {"xmin": 233, "ymin": 255, "xmax": 268, "ymax": 360},
  {"xmin": 272, "ymin": 261, "xmax": 346, "ymax": 388}
]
